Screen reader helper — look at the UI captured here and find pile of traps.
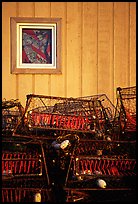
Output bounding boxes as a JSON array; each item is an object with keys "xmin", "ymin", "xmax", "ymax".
[{"xmin": 2, "ymin": 86, "xmax": 136, "ymax": 202}]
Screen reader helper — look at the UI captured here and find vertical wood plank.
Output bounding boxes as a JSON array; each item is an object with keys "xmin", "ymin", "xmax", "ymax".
[
  {"xmin": 2, "ymin": 2, "xmax": 17, "ymax": 100},
  {"xmin": 114, "ymin": 2, "xmax": 129, "ymax": 90},
  {"xmin": 82, "ymin": 2, "xmax": 98, "ymax": 96},
  {"xmin": 66, "ymin": 2, "xmax": 82, "ymax": 97},
  {"xmin": 17, "ymin": 2, "xmax": 34, "ymax": 17},
  {"xmin": 17, "ymin": 2, "xmax": 35, "ymax": 106},
  {"xmin": 34, "ymin": 2, "xmax": 51, "ymax": 96},
  {"xmin": 130, "ymin": 2, "xmax": 136, "ymax": 86},
  {"xmin": 97, "ymin": 2, "xmax": 114, "ymax": 103},
  {"xmin": 50, "ymin": 2, "xmax": 66, "ymax": 97}
]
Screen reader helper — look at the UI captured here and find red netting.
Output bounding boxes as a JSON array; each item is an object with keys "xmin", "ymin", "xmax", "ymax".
[
  {"xmin": 2, "ymin": 152, "xmax": 42, "ymax": 176},
  {"xmin": 74, "ymin": 140, "xmax": 136, "ymax": 158},
  {"xmin": 2, "ymin": 188, "xmax": 51, "ymax": 202},
  {"xmin": 74, "ymin": 157, "xmax": 136, "ymax": 177}
]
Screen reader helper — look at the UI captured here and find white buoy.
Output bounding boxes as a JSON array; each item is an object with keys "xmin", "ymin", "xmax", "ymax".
[
  {"xmin": 106, "ymin": 136, "xmax": 112, "ymax": 141},
  {"xmin": 96, "ymin": 178, "xmax": 106, "ymax": 188},
  {"xmin": 34, "ymin": 192, "xmax": 41, "ymax": 202},
  {"xmin": 60, "ymin": 139, "xmax": 70, "ymax": 149}
]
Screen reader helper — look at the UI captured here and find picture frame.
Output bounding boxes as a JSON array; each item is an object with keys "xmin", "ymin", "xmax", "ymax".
[{"xmin": 10, "ymin": 17, "xmax": 62, "ymax": 74}]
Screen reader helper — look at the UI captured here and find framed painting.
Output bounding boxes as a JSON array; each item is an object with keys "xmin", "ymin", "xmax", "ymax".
[{"xmin": 10, "ymin": 17, "xmax": 62, "ymax": 74}]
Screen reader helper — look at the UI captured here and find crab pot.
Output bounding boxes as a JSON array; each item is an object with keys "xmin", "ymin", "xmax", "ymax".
[
  {"xmin": 2, "ymin": 188, "xmax": 52, "ymax": 202},
  {"xmin": 113, "ymin": 86, "xmax": 136, "ymax": 140},
  {"xmin": 13, "ymin": 94, "xmax": 116, "ymax": 140},
  {"xmin": 2, "ymin": 99, "xmax": 24, "ymax": 136},
  {"xmin": 2, "ymin": 139, "xmax": 52, "ymax": 202},
  {"xmin": 74, "ymin": 139, "xmax": 136, "ymax": 158}
]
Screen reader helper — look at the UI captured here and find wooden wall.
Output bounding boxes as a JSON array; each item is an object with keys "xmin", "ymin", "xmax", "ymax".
[{"xmin": 2, "ymin": 2, "xmax": 136, "ymax": 107}]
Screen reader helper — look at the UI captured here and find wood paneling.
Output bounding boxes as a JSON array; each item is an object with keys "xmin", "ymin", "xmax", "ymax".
[
  {"xmin": 51, "ymin": 2, "xmax": 66, "ymax": 97},
  {"xmin": 82, "ymin": 2, "xmax": 98, "ymax": 96},
  {"xmin": 2, "ymin": 2, "xmax": 136, "ymax": 107},
  {"xmin": 66, "ymin": 2, "xmax": 82, "ymax": 97},
  {"xmin": 98, "ymin": 2, "xmax": 114, "ymax": 103},
  {"xmin": 130, "ymin": 2, "xmax": 136, "ymax": 86},
  {"xmin": 2, "ymin": 3, "xmax": 17, "ymax": 100},
  {"xmin": 114, "ymin": 2, "xmax": 130, "ymax": 88}
]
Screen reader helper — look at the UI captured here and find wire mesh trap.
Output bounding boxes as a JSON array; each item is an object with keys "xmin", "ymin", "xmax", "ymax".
[
  {"xmin": 2, "ymin": 139, "xmax": 52, "ymax": 202},
  {"xmin": 2, "ymin": 99, "xmax": 24, "ymax": 136},
  {"xmin": 113, "ymin": 86, "xmax": 136, "ymax": 140},
  {"xmin": 2, "ymin": 188, "xmax": 52, "ymax": 202},
  {"xmin": 63, "ymin": 136, "xmax": 136, "ymax": 202},
  {"xmin": 63, "ymin": 153, "xmax": 136, "ymax": 202},
  {"xmin": 2, "ymin": 87, "xmax": 136, "ymax": 202},
  {"xmin": 78, "ymin": 94, "xmax": 116, "ymax": 122},
  {"xmin": 13, "ymin": 94, "xmax": 116, "ymax": 141},
  {"xmin": 65, "ymin": 139, "xmax": 136, "ymax": 187}
]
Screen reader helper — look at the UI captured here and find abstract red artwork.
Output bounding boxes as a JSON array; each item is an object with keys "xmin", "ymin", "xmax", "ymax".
[{"xmin": 22, "ymin": 29, "xmax": 52, "ymax": 64}]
